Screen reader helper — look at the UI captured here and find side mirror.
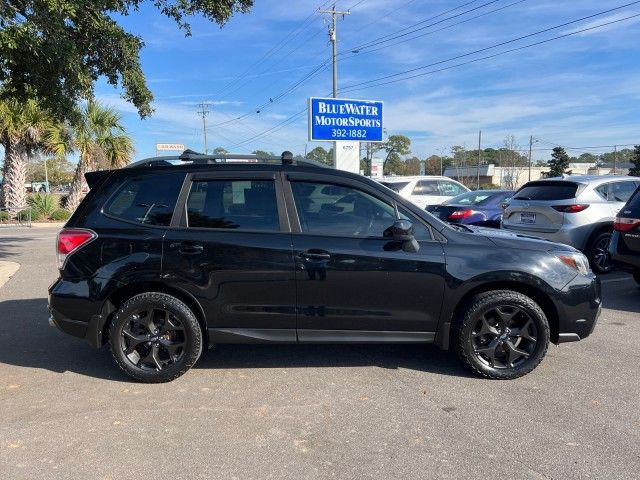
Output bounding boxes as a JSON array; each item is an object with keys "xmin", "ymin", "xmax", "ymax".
[{"xmin": 384, "ymin": 219, "xmax": 420, "ymax": 253}]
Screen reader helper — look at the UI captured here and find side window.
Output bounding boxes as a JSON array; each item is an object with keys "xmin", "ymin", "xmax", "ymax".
[
  {"xmin": 595, "ymin": 183, "xmax": 610, "ymax": 200},
  {"xmin": 412, "ymin": 180, "xmax": 439, "ymax": 196},
  {"xmin": 610, "ymin": 181, "xmax": 638, "ymax": 203},
  {"xmin": 291, "ymin": 181, "xmax": 431, "ymax": 240},
  {"xmin": 438, "ymin": 180, "xmax": 466, "ymax": 196},
  {"xmin": 186, "ymin": 179, "xmax": 279, "ymax": 231},
  {"xmin": 105, "ymin": 173, "xmax": 184, "ymax": 226}
]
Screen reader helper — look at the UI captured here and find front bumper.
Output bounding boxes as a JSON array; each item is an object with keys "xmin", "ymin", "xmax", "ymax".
[{"xmin": 554, "ymin": 273, "xmax": 601, "ymax": 343}]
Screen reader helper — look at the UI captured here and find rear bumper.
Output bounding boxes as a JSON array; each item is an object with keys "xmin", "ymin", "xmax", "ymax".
[
  {"xmin": 48, "ymin": 278, "xmax": 106, "ymax": 348},
  {"xmin": 554, "ymin": 273, "xmax": 601, "ymax": 343}
]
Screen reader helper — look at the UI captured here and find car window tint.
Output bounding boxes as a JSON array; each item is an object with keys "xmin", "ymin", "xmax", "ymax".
[
  {"xmin": 609, "ymin": 181, "xmax": 638, "ymax": 202},
  {"xmin": 186, "ymin": 180, "xmax": 279, "ymax": 231},
  {"xmin": 380, "ymin": 181, "xmax": 410, "ymax": 192},
  {"xmin": 438, "ymin": 180, "xmax": 467, "ymax": 196},
  {"xmin": 412, "ymin": 180, "xmax": 439, "ymax": 196},
  {"xmin": 105, "ymin": 173, "xmax": 184, "ymax": 226},
  {"xmin": 514, "ymin": 181, "xmax": 578, "ymax": 200},
  {"xmin": 291, "ymin": 181, "xmax": 431, "ymax": 240}
]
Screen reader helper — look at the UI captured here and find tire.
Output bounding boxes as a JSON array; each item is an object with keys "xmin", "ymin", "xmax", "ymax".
[
  {"xmin": 588, "ymin": 231, "xmax": 614, "ymax": 274},
  {"xmin": 453, "ymin": 290, "xmax": 550, "ymax": 380},
  {"xmin": 109, "ymin": 292, "xmax": 203, "ymax": 383}
]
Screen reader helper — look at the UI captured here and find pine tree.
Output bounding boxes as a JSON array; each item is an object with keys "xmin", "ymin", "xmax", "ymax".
[
  {"xmin": 547, "ymin": 147, "xmax": 570, "ymax": 177},
  {"xmin": 629, "ymin": 145, "xmax": 640, "ymax": 177}
]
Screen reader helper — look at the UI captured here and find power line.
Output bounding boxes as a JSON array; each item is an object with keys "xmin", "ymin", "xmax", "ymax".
[{"xmin": 341, "ymin": 6, "xmax": 640, "ymax": 92}]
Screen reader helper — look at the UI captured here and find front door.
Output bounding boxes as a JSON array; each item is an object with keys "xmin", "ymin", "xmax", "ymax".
[
  {"xmin": 285, "ymin": 175, "xmax": 446, "ymax": 340},
  {"xmin": 162, "ymin": 171, "xmax": 297, "ymax": 342}
]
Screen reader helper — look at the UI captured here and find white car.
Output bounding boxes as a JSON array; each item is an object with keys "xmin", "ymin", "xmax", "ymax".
[{"xmin": 378, "ymin": 176, "xmax": 470, "ymax": 208}]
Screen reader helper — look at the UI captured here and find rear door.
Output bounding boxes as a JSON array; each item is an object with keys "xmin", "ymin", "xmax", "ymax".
[
  {"xmin": 162, "ymin": 171, "xmax": 297, "ymax": 342},
  {"xmin": 503, "ymin": 181, "xmax": 579, "ymax": 233}
]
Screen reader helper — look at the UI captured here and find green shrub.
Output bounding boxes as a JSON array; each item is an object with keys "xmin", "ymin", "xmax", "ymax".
[
  {"xmin": 17, "ymin": 209, "xmax": 40, "ymax": 222},
  {"xmin": 27, "ymin": 193, "xmax": 58, "ymax": 219},
  {"xmin": 50, "ymin": 208, "xmax": 71, "ymax": 221},
  {"xmin": 0, "ymin": 210, "xmax": 9, "ymax": 222}
]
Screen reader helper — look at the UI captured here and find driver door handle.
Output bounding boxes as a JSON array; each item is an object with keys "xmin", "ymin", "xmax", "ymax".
[
  {"xmin": 300, "ymin": 250, "xmax": 331, "ymax": 261},
  {"xmin": 170, "ymin": 242, "xmax": 204, "ymax": 255}
]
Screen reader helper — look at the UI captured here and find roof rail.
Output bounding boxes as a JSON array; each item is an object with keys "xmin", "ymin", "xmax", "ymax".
[{"xmin": 127, "ymin": 149, "xmax": 328, "ymax": 169}]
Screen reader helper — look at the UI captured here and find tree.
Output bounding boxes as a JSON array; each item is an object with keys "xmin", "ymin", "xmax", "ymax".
[
  {"xmin": 547, "ymin": 147, "xmax": 571, "ymax": 177},
  {"xmin": 48, "ymin": 101, "xmax": 133, "ymax": 211},
  {"xmin": 212, "ymin": 147, "xmax": 229, "ymax": 155},
  {"xmin": 630, "ymin": 145, "xmax": 640, "ymax": 177},
  {"xmin": 382, "ymin": 135, "xmax": 411, "ymax": 175},
  {"xmin": 306, "ymin": 146, "xmax": 333, "ymax": 166},
  {"xmin": 0, "ymin": 1, "xmax": 254, "ymax": 120},
  {"xmin": 499, "ymin": 135, "xmax": 527, "ymax": 190},
  {"xmin": 27, "ymin": 156, "xmax": 75, "ymax": 186},
  {"xmin": 0, "ymin": 99, "xmax": 51, "ymax": 213},
  {"xmin": 252, "ymin": 150, "xmax": 274, "ymax": 158}
]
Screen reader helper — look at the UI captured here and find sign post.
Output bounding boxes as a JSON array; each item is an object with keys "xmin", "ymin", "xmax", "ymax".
[{"xmin": 308, "ymin": 97, "xmax": 383, "ymax": 174}]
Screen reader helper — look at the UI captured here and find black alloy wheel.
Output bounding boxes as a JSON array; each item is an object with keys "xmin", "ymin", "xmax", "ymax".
[
  {"xmin": 590, "ymin": 232, "xmax": 614, "ymax": 274},
  {"xmin": 471, "ymin": 305, "xmax": 537, "ymax": 369},
  {"xmin": 454, "ymin": 290, "xmax": 550, "ymax": 379},
  {"xmin": 121, "ymin": 308, "xmax": 186, "ymax": 371},
  {"xmin": 109, "ymin": 293, "xmax": 202, "ymax": 383}
]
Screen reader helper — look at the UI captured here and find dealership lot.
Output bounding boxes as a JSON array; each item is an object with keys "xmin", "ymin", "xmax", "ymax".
[{"xmin": 0, "ymin": 226, "xmax": 639, "ymax": 479}]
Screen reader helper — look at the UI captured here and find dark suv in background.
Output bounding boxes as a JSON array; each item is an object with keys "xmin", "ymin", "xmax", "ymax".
[
  {"xmin": 49, "ymin": 151, "xmax": 601, "ymax": 382},
  {"xmin": 610, "ymin": 185, "xmax": 640, "ymax": 283}
]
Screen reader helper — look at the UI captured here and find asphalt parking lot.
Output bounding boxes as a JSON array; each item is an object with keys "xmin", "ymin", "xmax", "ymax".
[{"xmin": 1, "ymin": 226, "xmax": 639, "ymax": 479}]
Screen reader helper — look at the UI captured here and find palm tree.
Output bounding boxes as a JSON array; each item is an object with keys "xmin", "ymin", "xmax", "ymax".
[
  {"xmin": 0, "ymin": 99, "xmax": 51, "ymax": 214},
  {"xmin": 49, "ymin": 101, "xmax": 133, "ymax": 212}
]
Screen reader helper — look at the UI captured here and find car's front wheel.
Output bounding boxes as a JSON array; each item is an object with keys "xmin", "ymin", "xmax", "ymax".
[
  {"xmin": 453, "ymin": 290, "xmax": 550, "ymax": 379},
  {"xmin": 589, "ymin": 231, "xmax": 614, "ymax": 274},
  {"xmin": 109, "ymin": 292, "xmax": 203, "ymax": 383}
]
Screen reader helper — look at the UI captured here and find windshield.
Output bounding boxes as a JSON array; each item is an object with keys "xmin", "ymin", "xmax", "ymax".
[{"xmin": 380, "ymin": 181, "xmax": 410, "ymax": 193}]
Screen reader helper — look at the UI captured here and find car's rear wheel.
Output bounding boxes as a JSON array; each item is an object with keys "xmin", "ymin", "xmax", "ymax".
[
  {"xmin": 109, "ymin": 292, "xmax": 203, "ymax": 383},
  {"xmin": 589, "ymin": 231, "xmax": 614, "ymax": 274},
  {"xmin": 453, "ymin": 290, "xmax": 550, "ymax": 380}
]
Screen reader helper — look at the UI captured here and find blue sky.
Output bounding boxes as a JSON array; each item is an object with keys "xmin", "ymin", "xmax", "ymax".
[{"xmin": 97, "ymin": 0, "xmax": 640, "ymax": 161}]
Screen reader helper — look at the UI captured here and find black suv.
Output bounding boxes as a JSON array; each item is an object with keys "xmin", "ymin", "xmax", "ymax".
[
  {"xmin": 610, "ymin": 185, "xmax": 640, "ymax": 283},
  {"xmin": 49, "ymin": 151, "xmax": 601, "ymax": 382}
]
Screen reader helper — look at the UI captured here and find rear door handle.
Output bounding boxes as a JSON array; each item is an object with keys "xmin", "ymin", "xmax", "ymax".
[
  {"xmin": 300, "ymin": 250, "xmax": 331, "ymax": 261},
  {"xmin": 170, "ymin": 242, "xmax": 204, "ymax": 255}
]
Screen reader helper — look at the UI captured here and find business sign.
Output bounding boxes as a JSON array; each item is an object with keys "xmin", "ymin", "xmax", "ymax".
[
  {"xmin": 156, "ymin": 143, "xmax": 185, "ymax": 151},
  {"xmin": 370, "ymin": 158, "xmax": 384, "ymax": 179},
  {"xmin": 308, "ymin": 97, "xmax": 383, "ymax": 142},
  {"xmin": 335, "ymin": 141, "xmax": 360, "ymax": 174}
]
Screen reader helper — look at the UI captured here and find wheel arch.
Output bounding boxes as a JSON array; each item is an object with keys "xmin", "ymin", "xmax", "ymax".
[
  {"xmin": 438, "ymin": 280, "xmax": 560, "ymax": 349},
  {"xmin": 584, "ymin": 221, "xmax": 613, "ymax": 251},
  {"xmin": 99, "ymin": 281, "xmax": 208, "ymax": 347}
]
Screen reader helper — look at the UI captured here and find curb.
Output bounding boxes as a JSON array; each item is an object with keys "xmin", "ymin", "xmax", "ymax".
[
  {"xmin": 0, "ymin": 261, "xmax": 20, "ymax": 289},
  {"xmin": 30, "ymin": 222, "xmax": 66, "ymax": 229}
]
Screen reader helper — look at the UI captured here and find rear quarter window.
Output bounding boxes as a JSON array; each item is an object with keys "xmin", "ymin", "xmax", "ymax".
[
  {"xmin": 105, "ymin": 173, "xmax": 185, "ymax": 226},
  {"xmin": 514, "ymin": 181, "xmax": 579, "ymax": 201}
]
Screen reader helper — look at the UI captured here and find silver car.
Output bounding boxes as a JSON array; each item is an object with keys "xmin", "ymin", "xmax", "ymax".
[{"xmin": 502, "ymin": 175, "xmax": 640, "ymax": 273}]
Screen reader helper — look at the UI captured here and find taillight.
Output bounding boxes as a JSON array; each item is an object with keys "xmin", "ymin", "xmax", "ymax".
[
  {"xmin": 613, "ymin": 217, "xmax": 640, "ymax": 232},
  {"xmin": 552, "ymin": 204, "xmax": 590, "ymax": 213},
  {"xmin": 449, "ymin": 209, "xmax": 475, "ymax": 220},
  {"xmin": 56, "ymin": 228, "xmax": 96, "ymax": 270}
]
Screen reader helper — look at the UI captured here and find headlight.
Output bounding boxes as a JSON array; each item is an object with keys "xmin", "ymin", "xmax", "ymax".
[{"xmin": 555, "ymin": 251, "xmax": 591, "ymax": 275}]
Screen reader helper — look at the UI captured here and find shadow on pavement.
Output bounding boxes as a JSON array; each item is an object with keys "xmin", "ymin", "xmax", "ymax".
[
  {"xmin": 0, "ymin": 236, "xmax": 35, "ymax": 259},
  {"xmin": 600, "ymin": 275, "xmax": 640, "ymax": 316},
  {"xmin": 0, "ymin": 297, "xmax": 473, "ymax": 382}
]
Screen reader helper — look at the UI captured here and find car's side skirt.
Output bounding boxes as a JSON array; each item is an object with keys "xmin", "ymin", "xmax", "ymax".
[{"xmin": 208, "ymin": 328, "xmax": 435, "ymax": 345}]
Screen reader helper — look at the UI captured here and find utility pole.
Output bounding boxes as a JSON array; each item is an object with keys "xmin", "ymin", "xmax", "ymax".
[
  {"xmin": 319, "ymin": 4, "xmax": 351, "ymax": 98},
  {"xmin": 528, "ymin": 135, "xmax": 534, "ymax": 182},
  {"xmin": 613, "ymin": 145, "xmax": 618, "ymax": 174},
  {"xmin": 197, "ymin": 102, "xmax": 210, "ymax": 154},
  {"xmin": 477, "ymin": 130, "xmax": 482, "ymax": 190}
]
